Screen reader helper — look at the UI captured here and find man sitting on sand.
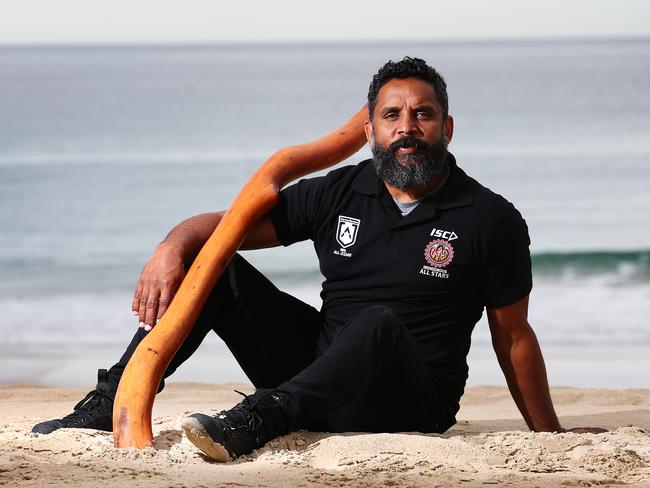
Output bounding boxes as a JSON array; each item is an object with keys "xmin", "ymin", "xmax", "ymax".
[{"xmin": 33, "ymin": 57, "xmax": 599, "ymax": 461}]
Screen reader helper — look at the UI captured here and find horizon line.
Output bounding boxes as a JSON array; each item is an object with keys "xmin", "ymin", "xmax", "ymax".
[{"xmin": 1, "ymin": 34, "xmax": 649, "ymax": 49}]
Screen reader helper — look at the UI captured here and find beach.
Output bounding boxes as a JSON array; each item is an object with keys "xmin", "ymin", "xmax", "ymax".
[{"xmin": 1, "ymin": 383, "xmax": 649, "ymax": 487}]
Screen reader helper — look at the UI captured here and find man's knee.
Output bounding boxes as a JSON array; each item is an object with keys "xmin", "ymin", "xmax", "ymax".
[{"xmin": 200, "ymin": 253, "xmax": 251, "ymax": 314}]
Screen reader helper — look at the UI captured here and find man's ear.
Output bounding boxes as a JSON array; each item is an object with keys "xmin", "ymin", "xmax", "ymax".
[
  {"xmin": 444, "ymin": 116, "xmax": 454, "ymax": 144},
  {"xmin": 364, "ymin": 119, "xmax": 374, "ymax": 145}
]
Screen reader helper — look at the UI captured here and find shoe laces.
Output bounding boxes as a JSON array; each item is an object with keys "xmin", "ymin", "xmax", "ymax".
[
  {"xmin": 73, "ymin": 388, "xmax": 113, "ymax": 412},
  {"xmin": 215, "ymin": 390, "xmax": 264, "ymax": 431},
  {"xmin": 61, "ymin": 388, "xmax": 113, "ymax": 425}
]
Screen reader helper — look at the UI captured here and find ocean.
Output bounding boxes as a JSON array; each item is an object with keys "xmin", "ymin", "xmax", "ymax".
[{"xmin": 1, "ymin": 40, "xmax": 649, "ymax": 387}]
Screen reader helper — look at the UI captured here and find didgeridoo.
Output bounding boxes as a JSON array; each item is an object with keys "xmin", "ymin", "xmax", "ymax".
[{"xmin": 113, "ymin": 106, "xmax": 368, "ymax": 448}]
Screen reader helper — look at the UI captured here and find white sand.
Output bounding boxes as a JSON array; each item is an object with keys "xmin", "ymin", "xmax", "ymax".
[{"xmin": 1, "ymin": 383, "xmax": 649, "ymax": 487}]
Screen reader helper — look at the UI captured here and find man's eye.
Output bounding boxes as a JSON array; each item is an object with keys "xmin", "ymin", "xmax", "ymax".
[
  {"xmin": 384, "ymin": 112, "xmax": 398, "ymax": 120},
  {"xmin": 417, "ymin": 111, "xmax": 432, "ymax": 118}
]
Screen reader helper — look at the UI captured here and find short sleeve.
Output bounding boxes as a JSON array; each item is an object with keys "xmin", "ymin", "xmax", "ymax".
[
  {"xmin": 480, "ymin": 206, "xmax": 533, "ymax": 309},
  {"xmin": 269, "ymin": 175, "xmax": 327, "ymax": 246}
]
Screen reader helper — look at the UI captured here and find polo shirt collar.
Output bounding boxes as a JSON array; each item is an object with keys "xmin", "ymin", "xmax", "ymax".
[
  {"xmin": 351, "ymin": 159, "xmax": 384, "ymax": 195},
  {"xmin": 432, "ymin": 153, "xmax": 474, "ymax": 210}
]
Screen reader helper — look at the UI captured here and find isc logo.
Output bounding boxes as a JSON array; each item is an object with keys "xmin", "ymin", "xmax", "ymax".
[{"xmin": 430, "ymin": 228, "xmax": 459, "ymax": 240}]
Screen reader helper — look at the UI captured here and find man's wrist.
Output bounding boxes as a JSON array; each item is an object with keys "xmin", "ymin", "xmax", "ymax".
[{"xmin": 156, "ymin": 240, "xmax": 186, "ymax": 261}]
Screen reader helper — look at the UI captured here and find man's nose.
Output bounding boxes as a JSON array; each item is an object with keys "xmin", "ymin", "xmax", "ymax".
[{"xmin": 397, "ymin": 113, "xmax": 419, "ymax": 135}]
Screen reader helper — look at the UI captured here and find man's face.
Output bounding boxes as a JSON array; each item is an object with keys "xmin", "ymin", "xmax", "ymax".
[{"xmin": 365, "ymin": 77, "xmax": 454, "ymax": 190}]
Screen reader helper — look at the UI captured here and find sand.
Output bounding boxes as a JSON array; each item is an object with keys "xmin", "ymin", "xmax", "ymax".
[{"xmin": 1, "ymin": 383, "xmax": 649, "ymax": 487}]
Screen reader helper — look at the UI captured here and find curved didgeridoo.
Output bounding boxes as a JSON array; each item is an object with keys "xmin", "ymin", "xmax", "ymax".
[{"xmin": 113, "ymin": 106, "xmax": 368, "ymax": 448}]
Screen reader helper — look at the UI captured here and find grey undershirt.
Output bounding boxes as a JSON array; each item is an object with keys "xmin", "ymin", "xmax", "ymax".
[
  {"xmin": 394, "ymin": 198, "xmax": 421, "ymax": 216},
  {"xmin": 391, "ymin": 164, "xmax": 450, "ymax": 216}
]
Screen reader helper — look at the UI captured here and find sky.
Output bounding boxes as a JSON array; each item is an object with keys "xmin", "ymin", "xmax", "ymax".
[{"xmin": 1, "ymin": 0, "xmax": 649, "ymax": 44}]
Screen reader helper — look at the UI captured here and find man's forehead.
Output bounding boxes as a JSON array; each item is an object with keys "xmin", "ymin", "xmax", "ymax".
[{"xmin": 375, "ymin": 78, "xmax": 440, "ymax": 108}]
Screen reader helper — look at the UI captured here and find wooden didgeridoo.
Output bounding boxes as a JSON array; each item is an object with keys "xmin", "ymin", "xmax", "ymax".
[{"xmin": 113, "ymin": 106, "xmax": 368, "ymax": 448}]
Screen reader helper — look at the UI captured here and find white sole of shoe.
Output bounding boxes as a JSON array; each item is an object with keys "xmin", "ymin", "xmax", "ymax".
[{"xmin": 180, "ymin": 417, "xmax": 232, "ymax": 462}]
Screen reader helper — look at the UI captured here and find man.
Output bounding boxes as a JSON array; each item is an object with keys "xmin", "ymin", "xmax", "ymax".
[{"xmin": 32, "ymin": 57, "xmax": 596, "ymax": 461}]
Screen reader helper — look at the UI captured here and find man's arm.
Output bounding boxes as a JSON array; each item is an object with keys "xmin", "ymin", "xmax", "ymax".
[
  {"xmin": 132, "ymin": 211, "xmax": 280, "ymax": 329},
  {"xmin": 162, "ymin": 211, "xmax": 281, "ymax": 262},
  {"xmin": 487, "ymin": 295, "xmax": 562, "ymax": 431},
  {"xmin": 488, "ymin": 296, "xmax": 607, "ymax": 433}
]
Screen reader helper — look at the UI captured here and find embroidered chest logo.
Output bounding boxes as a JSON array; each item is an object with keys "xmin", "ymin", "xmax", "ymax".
[
  {"xmin": 333, "ymin": 215, "xmax": 361, "ymax": 258},
  {"xmin": 420, "ymin": 231, "xmax": 457, "ymax": 279},
  {"xmin": 424, "ymin": 239, "xmax": 455, "ymax": 268}
]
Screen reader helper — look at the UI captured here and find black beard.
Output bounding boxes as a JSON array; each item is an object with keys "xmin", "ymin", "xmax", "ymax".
[{"xmin": 371, "ymin": 134, "xmax": 448, "ymax": 190}]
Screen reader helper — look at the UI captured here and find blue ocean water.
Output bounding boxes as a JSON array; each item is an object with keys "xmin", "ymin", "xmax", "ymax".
[{"xmin": 0, "ymin": 40, "xmax": 649, "ymax": 356}]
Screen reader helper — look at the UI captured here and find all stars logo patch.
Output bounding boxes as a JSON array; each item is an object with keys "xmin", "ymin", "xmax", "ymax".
[
  {"xmin": 420, "ymin": 236, "xmax": 457, "ymax": 279},
  {"xmin": 424, "ymin": 239, "xmax": 455, "ymax": 268}
]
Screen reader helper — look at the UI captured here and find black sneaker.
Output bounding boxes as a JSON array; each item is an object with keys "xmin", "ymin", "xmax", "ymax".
[
  {"xmin": 181, "ymin": 390, "xmax": 290, "ymax": 462},
  {"xmin": 31, "ymin": 369, "xmax": 116, "ymax": 435}
]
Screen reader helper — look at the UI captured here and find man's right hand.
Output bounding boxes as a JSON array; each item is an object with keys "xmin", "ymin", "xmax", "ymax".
[
  {"xmin": 129, "ymin": 210, "xmax": 280, "ymax": 330},
  {"xmin": 132, "ymin": 242, "xmax": 186, "ymax": 330}
]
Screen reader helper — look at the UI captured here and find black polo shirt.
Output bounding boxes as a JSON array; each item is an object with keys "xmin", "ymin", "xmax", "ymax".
[{"xmin": 270, "ymin": 154, "xmax": 532, "ymax": 406}]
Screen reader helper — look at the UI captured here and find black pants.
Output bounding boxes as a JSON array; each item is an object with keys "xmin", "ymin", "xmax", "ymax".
[{"xmin": 109, "ymin": 254, "xmax": 452, "ymax": 433}]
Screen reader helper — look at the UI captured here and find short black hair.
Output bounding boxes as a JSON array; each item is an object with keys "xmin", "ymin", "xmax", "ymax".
[{"xmin": 367, "ymin": 57, "xmax": 449, "ymax": 121}]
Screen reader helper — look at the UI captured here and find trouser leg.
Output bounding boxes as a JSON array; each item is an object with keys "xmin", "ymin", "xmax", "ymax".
[
  {"xmin": 105, "ymin": 257, "xmax": 446, "ymax": 433},
  {"xmin": 107, "ymin": 254, "xmax": 323, "ymax": 390},
  {"xmin": 269, "ymin": 305, "xmax": 445, "ymax": 433}
]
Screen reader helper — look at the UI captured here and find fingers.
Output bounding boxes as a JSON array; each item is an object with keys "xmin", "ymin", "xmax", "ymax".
[
  {"xmin": 134, "ymin": 282, "xmax": 177, "ymax": 330},
  {"xmin": 138, "ymin": 285, "xmax": 160, "ymax": 331},
  {"xmin": 138, "ymin": 285, "xmax": 149, "ymax": 327},
  {"xmin": 132, "ymin": 282, "xmax": 143, "ymax": 317},
  {"xmin": 158, "ymin": 292, "xmax": 171, "ymax": 321},
  {"xmin": 132, "ymin": 245, "xmax": 185, "ymax": 331},
  {"xmin": 145, "ymin": 289, "xmax": 160, "ymax": 330}
]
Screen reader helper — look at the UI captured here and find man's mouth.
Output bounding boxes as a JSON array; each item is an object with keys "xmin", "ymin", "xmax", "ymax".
[
  {"xmin": 396, "ymin": 146, "xmax": 417, "ymax": 155},
  {"xmin": 390, "ymin": 137, "xmax": 424, "ymax": 158}
]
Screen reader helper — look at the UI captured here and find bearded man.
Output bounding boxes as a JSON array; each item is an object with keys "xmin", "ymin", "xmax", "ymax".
[{"xmin": 32, "ymin": 57, "xmax": 596, "ymax": 461}]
